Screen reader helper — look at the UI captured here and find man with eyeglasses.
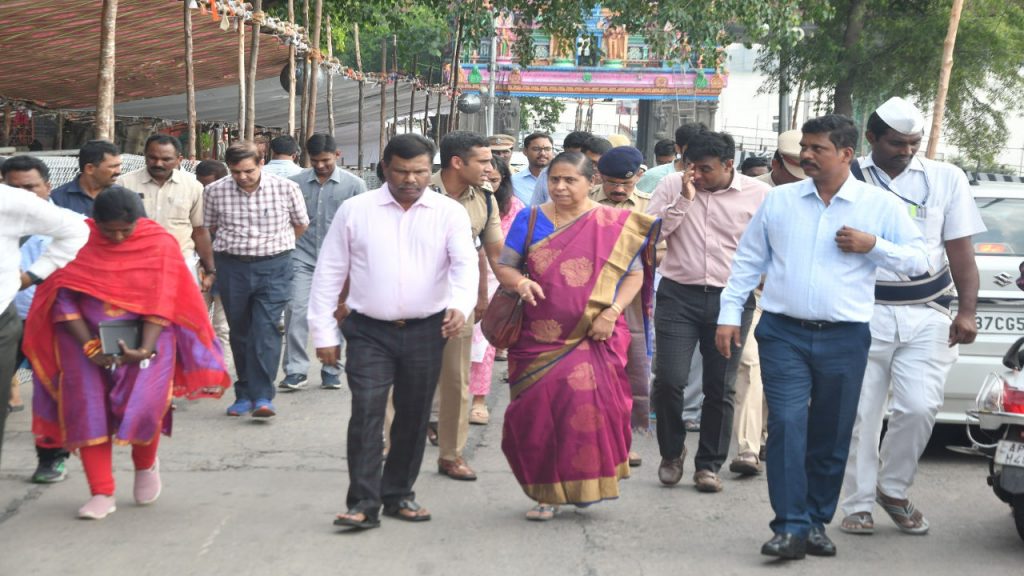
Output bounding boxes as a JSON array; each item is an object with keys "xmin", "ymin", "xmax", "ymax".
[
  {"xmin": 589, "ymin": 146, "xmax": 665, "ymax": 468},
  {"xmin": 511, "ymin": 132, "xmax": 553, "ymax": 206}
]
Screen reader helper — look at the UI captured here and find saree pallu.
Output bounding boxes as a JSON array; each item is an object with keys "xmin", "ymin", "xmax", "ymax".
[{"xmin": 502, "ymin": 206, "xmax": 659, "ymax": 505}]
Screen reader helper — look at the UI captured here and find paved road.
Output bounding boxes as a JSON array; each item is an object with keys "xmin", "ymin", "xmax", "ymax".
[{"xmin": 1, "ymin": 362, "xmax": 1022, "ymax": 575}]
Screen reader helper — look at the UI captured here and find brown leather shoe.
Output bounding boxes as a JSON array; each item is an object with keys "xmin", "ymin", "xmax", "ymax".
[
  {"xmin": 694, "ymin": 469, "xmax": 723, "ymax": 493},
  {"xmin": 438, "ymin": 457, "xmax": 477, "ymax": 481},
  {"xmin": 658, "ymin": 456, "xmax": 685, "ymax": 486}
]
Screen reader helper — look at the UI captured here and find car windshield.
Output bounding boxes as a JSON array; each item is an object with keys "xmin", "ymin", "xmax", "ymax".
[{"xmin": 973, "ymin": 197, "xmax": 1024, "ymax": 256}]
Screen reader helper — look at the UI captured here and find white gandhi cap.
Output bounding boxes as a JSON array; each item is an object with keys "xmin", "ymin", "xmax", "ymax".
[{"xmin": 875, "ymin": 96, "xmax": 926, "ymax": 135}]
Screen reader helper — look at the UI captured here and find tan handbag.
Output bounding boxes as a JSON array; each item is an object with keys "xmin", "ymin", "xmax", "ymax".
[{"xmin": 480, "ymin": 207, "xmax": 538, "ymax": 349}]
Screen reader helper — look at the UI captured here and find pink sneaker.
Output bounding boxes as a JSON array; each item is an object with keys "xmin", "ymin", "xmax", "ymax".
[
  {"xmin": 134, "ymin": 458, "xmax": 162, "ymax": 505},
  {"xmin": 78, "ymin": 495, "xmax": 116, "ymax": 520}
]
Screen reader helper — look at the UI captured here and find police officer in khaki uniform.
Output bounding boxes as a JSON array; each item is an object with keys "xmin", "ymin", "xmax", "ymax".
[
  {"xmin": 487, "ymin": 134, "xmax": 518, "ymax": 173},
  {"xmin": 588, "ymin": 146, "xmax": 662, "ymax": 467},
  {"xmin": 429, "ymin": 131, "xmax": 503, "ymax": 481}
]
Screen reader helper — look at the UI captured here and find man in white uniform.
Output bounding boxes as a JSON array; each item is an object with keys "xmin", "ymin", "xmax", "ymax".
[{"xmin": 840, "ymin": 97, "xmax": 985, "ymax": 535}]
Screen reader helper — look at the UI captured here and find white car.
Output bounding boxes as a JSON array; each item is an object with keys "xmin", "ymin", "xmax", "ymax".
[{"xmin": 940, "ymin": 179, "xmax": 1024, "ymax": 423}]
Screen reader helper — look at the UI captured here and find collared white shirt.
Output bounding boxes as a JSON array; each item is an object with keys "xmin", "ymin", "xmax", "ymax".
[
  {"xmin": 857, "ymin": 155, "xmax": 987, "ymax": 341},
  {"xmin": 719, "ymin": 174, "xmax": 929, "ymax": 325},
  {"xmin": 0, "ymin": 185, "xmax": 88, "ymax": 311},
  {"xmin": 118, "ymin": 168, "xmax": 204, "ymax": 257},
  {"xmin": 307, "ymin": 184, "xmax": 479, "ymax": 348}
]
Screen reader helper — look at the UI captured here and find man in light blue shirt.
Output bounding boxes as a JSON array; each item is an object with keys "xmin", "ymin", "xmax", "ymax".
[
  {"xmin": 715, "ymin": 115, "xmax": 927, "ymax": 561},
  {"xmin": 262, "ymin": 135, "xmax": 303, "ymax": 179},
  {"xmin": 279, "ymin": 134, "xmax": 365, "ymax": 392},
  {"xmin": 512, "ymin": 132, "xmax": 552, "ymax": 205}
]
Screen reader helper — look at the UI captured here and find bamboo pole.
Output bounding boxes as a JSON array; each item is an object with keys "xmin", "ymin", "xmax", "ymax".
[
  {"xmin": 56, "ymin": 112, "xmax": 64, "ymax": 150},
  {"xmin": 407, "ymin": 56, "xmax": 418, "ymax": 133},
  {"xmin": 95, "ymin": 0, "xmax": 119, "ymax": 141},
  {"xmin": 184, "ymin": 0, "xmax": 197, "ymax": 159},
  {"xmin": 299, "ymin": 0, "xmax": 310, "ymax": 156},
  {"xmin": 447, "ymin": 18, "xmax": 464, "ymax": 133},
  {"xmin": 380, "ymin": 38, "xmax": 387, "ymax": 153},
  {"xmin": 926, "ymin": 0, "xmax": 965, "ymax": 159},
  {"xmin": 433, "ymin": 83, "xmax": 443, "ymax": 146},
  {"xmin": 287, "ymin": 0, "xmax": 296, "ymax": 136},
  {"xmin": 326, "ymin": 15, "xmax": 335, "ymax": 138},
  {"xmin": 392, "ymin": 35, "xmax": 399, "ymax": 137},
  {"xmin": 304, "ymin": 0, "xmax": 323, "ymax": 145},
  {"xmin": 245, "ymin": 0, "xmax": 262, "ymax": 141},
  {"xmin": 354, "ymin": 22, "xmax": 364, "ymax": 170},
  {"xmin": 422, "ymin": 64, "xmax": 432, "ymax": 135},
  {"xmin": 237, "ymin": 15, "xmax": 246, "ymax": 140}
]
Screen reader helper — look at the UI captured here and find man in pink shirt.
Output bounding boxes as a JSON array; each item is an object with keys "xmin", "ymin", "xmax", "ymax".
[
  {"xmin": 307, "ymin": 134, "xmax": 479, "ymax": 531},
  {"xmin": 647, "ymin": 131, "xmax": 770, "ymax": 492}
]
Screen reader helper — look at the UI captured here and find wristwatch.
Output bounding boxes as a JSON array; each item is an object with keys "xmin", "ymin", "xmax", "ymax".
[{"xmin": 25, "ymin": 271, "xmax": 43, "ymax": 286}]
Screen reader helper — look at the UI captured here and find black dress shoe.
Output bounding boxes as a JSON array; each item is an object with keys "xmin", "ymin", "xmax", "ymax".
[
  {"xmin": 807, "ymin": 526, "xmax": 837, "ymax": 556},
  {"xmin": 761, "ymin": 533, "xmax": 806, "ymax": 560}
]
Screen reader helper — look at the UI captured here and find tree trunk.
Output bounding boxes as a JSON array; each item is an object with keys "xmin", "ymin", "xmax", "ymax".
[
  {"xmin": 287, "ymin": 0, "xmax": 296, "ymax": 136},
  {"xmin": 326, "ymin": 15, "xmax": 335, "ymax": 138},
  {"xmin": 927, "ymin": 0, "xmax": 965, "ymax": 159},
  {"xmin": 304, "ymin": 0, "xmax": 323, "ymax": 145},
  {"xmin": 299, "ymin": 0, "xmax": 309, "ymax": 159},
  {"xmin": 238, "ymin": 17, "xmax": 246, "ymax": 139},
  {"xmin": 184, "ymin": 0, "xmax": 197, "ymax": 159},
  {"xmin": 832, "ymin": 0, "xmax": 868, "ymax": 116},
  {"xmin": 95, "ymin": 0, "xmax": 119, "ymax": 141},
  {"xmin": 245, "ymin": 0, "xmax": 262, "ymax": 141},
  {"xmin": 392, "ymin": 35, "xmax": 399, "ymax": 137},
  {"xmin": 355, "ymin": 22, "xmax": 364, "ymax": 170}
]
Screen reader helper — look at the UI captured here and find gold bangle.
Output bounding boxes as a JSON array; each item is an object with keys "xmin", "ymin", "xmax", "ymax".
[{"xmin": 609, "ymin": 302, "xmax": 623, "ymax": 315}]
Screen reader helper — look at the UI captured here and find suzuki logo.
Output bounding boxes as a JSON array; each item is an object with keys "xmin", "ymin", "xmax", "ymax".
[{"xmin": 994, "ymin": 272, "xmax": 1014, "ymax": 287}]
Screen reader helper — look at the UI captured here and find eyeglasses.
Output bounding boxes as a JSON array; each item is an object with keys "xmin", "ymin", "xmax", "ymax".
[{"xmin": 528, "ymin": 146, "xmax": 554, "ymax": 154}]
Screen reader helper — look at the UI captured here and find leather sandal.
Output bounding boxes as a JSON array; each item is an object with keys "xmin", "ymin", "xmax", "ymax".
[
  {"xmin": 426, "ymin": 422, "xmax": 439, "ymax": 446},
  {"xmin": 383, "ymin": 499, "xmax": 431, "ymax": 522},
  {"xmin": 438, "ymin": 457, "xmax": 477, "ymax": 481},
  {"xmin": 333, "ymin": 509, "xmax": 381, "ymax": 530}
]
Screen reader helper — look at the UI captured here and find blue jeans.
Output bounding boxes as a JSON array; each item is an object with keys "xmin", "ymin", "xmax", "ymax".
[
  {"xmin": 215, "ymin": 251, "xmax": 293, "ymax": 403},
  {"xmin": 756, "ymin": 312, "xmax": 870, "ymax": 536},
  {"xmin": 284, "ymin": 259, "xmax": 342, "ymax": 378}
]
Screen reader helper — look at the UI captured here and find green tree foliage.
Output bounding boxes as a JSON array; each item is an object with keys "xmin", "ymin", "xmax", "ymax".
[
  {"xmin": 519, "ymin": 96, "xmax": 566, "ymax": 133},
  {"xmin": 755, "ymin": 0, "xmax": 1024, "ymax": 168}
]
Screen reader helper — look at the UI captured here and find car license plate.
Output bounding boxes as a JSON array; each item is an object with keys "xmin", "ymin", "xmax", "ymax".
[
  {"xmin": 995, "ymin": 440, "xmax": 1024, "ymax": 468},
  {"xmin": 974, "ymin": 312, "xmax": 1024, "ymax": 335}
]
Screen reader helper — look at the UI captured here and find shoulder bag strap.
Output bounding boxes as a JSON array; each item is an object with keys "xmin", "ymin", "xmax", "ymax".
[{"xmin": 521, "ymin": 207, "xmax": 538, "ymax": 275}]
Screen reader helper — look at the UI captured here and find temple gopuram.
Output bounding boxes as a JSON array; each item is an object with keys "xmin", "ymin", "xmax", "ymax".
[{"xmin": 458, "ymin": 6, "xmax": 727, "ymax": 158}]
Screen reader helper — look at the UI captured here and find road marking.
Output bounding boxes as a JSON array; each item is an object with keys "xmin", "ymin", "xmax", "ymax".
[{"xmin": 199, "ymin": 515, "xmax": 230, "ymax": 557}]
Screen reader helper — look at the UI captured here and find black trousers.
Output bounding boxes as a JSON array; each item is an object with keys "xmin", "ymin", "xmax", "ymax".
[
  {"xmin": 652, "ymin": 279, "xmax": 754, "ymax": 472},
  {"xmin": 342, "ymin": 311, "xmax": 447, "ymax": 518},
  {"xmin": 0, "ymin": 302, "xmax": 23, "ymax": 467}
]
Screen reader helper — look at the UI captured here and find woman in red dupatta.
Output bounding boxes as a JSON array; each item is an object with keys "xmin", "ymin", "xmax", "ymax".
[
  {"xmin": 23, "ymin": 187, "xmax": 229, "ymax": 520},
  {"xmin": 495, "ymin": 152, "xmax": 659, "ymax": 521}
]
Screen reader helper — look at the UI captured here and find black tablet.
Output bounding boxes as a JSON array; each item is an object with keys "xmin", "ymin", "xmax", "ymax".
[{"xmin": 98, "ymin": 319, "xmax": 142, "ymax": 355}]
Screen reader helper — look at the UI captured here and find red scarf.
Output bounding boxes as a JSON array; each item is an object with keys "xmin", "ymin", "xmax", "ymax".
[{"xmin": 24, "ymin": 218, "xmax": 229, "ymax": 398}]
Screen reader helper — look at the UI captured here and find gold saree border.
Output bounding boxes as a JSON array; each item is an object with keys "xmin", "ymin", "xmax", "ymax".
[
  {"xmin": 519, "ymin": 461, "xmax": 632, "ymax": 504},
  {"xmin": 510, "ymin": 211, "xmax": 658, "ymax": 400}
]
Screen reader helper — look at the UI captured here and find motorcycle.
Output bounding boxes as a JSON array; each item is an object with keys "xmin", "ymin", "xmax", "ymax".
[{"xmin": 965, "ymin": 335, "xmax": 1024, "ymax": 543}]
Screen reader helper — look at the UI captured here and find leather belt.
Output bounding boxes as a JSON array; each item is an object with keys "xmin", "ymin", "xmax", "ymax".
[
  {"xmin": 352, "ymin": 310, "xmax": 444, "ymax": 328},
  {"xmin": 774, "ymin": 313, "xmax": 851, "ymax": 331},
  {"xmin": 217, "ymin": 250, "xmax": 291, "ymax": 263},
  {"xmin": 678, "ymin": 284, "xmax": 724, "ymax": 293}
]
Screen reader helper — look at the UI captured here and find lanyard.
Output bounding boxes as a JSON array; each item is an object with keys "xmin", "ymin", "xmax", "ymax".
[{"xmin": 867, "ymin": 165, "xmax": 929, "ymax": 219}]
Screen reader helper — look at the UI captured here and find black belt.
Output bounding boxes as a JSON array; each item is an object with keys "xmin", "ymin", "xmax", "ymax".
[
  {"xmin": 677, "ymin": 284, "xmax": 724, "ymax": 293},
  {"xmin": 351, "ymin": 310, "xmax": 445, "ymax": 328},
  {"xmin": 772, "ymin": 313, "xmax": 855, "ymax": 331},
  {"xmin": 217, "ymin": 250, "xmax": 291, "ymax": 263}
]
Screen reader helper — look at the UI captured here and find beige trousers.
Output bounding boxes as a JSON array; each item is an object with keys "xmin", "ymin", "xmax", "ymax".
[
  {"xmin": 431, "ymin": 312, "xmax": 474, "ymax": 462},
  {"xmin": 733, "ymin": 304, "xmax": 767, "ymax": 455}
]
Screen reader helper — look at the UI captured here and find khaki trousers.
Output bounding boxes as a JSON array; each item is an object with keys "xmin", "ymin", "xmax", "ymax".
[
  {"xmin": 734, "ymin": 304, "xmax": 767, "ymax": 455},
  {"xmin": 431, "ymin": 312, "xmax": 474, "ymax": 462}
]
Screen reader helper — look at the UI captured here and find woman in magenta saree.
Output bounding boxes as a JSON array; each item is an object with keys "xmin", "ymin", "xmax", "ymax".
[{"xmin": 496, "ymin": 152, "xmax": 659, "ymax": 520}]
